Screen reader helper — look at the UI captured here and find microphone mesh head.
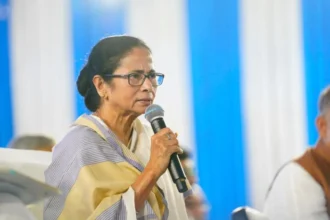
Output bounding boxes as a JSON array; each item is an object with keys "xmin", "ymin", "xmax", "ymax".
[{"xmin": 145, "ymin": 104, "xmax": 164, "ymax": 122}]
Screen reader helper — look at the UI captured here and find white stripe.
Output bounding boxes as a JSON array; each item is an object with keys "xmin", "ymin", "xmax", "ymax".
[
  {"xmin": 240, "ymin": 0, "xmax": 307, "ymax": 209},
  {"xmin": 9, "ymin": 0, "xmax": 74, "ymax": 141},
  {"xmin": 125, "ymin": 0, "xmax": 195, "ymax": 152}
]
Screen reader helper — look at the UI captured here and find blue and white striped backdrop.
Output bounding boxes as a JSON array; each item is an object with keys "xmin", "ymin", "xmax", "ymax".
[{"xmin": 1, "ymin": 0, "xmax": 330, "ymax": 219}]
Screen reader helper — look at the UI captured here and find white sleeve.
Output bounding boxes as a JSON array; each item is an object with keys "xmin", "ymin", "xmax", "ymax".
[{"xmin": 264, "ymin": 162, "xmax": 329, "ymax": 220}]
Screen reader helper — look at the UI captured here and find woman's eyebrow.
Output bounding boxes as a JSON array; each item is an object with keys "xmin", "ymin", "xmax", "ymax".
[{"xmin": 131, "ymin": 69, "xmax": 156, "ymax": 74}]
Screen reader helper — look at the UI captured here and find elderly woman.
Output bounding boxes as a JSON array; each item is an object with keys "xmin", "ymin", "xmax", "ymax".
[{"xmin": 44, "ymin": 36, "xmax": 190, "ymax": 220}]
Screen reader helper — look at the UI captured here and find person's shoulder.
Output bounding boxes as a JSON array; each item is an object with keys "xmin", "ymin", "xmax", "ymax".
[
  {"xmin": 280, "ymin": 162, "xmax": 309, "ymax": 175},
  {"xmin": 53, "ymin": 125, "xmax": 109, "ymax": 156},
  {"xmin": 267, "ymin": 161, "xmax": 323, "ymax": 201},
  {"xmin": 265, "ymin": 162, "xmax": 327, "ymax": 219},
  {"xmin": 49, "ymin": 124, "xmax": 125, "ymax": 172},
  {"xmin": 61, "ymin": 125, "xmax": 105, "ymax": 144},
  {"xmin": 273, "ymin": 162, "xmax": 316, "ymax": 186}
]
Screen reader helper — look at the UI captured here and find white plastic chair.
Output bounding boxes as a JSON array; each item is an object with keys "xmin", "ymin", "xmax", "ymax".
[{"xmin": 0, "ymin": 148, "xmax": 54, "ymax": 220}]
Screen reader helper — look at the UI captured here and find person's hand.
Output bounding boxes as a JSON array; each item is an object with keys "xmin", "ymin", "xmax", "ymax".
[{"xmin": 146, "ymin": 128, "xmax": 182, "ymax": 178}]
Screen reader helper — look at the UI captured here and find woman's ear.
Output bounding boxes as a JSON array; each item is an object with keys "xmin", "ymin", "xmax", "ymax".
[
  {"xmin": 92, "ymin": 75, "xmax": 107, "ymax": 98},
  {"xmin": 316, "ymin": 115, "xmax": 327, "ymax": 139}
]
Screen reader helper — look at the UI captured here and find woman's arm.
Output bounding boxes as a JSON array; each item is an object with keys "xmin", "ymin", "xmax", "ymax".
[
  {"xmin": 131, "ymin": 165, "xmax": 158, "ymax": 211},
  {"xmin": 132, "ymin": 127, "xmax": 183, "ymax": 212}
]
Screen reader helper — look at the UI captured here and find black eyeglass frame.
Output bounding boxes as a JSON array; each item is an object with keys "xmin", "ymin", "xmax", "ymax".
[{"xmin": 103, "ymin": 72, "xmax": 165, "ymax": 86}]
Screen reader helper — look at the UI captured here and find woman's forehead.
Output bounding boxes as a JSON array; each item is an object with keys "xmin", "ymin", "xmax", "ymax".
[{"xmin": 119, "ymin": 49, "xmax": 153, "ymax": 71}]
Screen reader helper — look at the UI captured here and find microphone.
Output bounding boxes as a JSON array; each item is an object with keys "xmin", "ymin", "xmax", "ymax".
[{"xmin": 145, "ymin": 104, "xmax": 188, "ymax": 193}]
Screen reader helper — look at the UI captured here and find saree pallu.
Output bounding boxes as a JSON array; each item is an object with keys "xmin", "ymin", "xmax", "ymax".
[{"xmin": 44, "ymin": 114, "xmax": 191, "ymax": 220}]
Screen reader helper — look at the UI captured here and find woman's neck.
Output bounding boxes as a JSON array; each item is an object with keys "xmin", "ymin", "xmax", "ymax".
[{"xmin": 94, "ymin": 107, "xmax": 138, "ymax": 146}]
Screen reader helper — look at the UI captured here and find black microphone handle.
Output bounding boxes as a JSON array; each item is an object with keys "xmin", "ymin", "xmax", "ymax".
[{"xmin": 150, "ymin": 117, "xmax": 188, "ymax": 193}]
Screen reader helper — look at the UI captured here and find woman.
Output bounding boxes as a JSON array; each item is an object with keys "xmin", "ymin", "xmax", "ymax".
[{"xmin": 44, "ymin": 36, "xmax": 190, "ymax": 220}]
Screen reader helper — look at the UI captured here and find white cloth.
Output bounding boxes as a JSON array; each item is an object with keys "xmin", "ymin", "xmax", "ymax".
[
  {"xmin": 92, "ymin": 115, "xmax": 189, "ymax": 220},
  {"xmin": 0, "ymin": 148, "xmax": 52, "ymax": 220},
  {"xmin": 264, "ymin": 162, "xmax": 329, "ymax": 220}
]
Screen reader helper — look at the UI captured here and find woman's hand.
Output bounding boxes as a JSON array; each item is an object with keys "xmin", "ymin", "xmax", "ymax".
[
  {"xmin": 146, "ymin": 128, "xmax": 183, "ymax": 178},
  {"xmin": 131, "ymin": 128, "xmax": 182, "ymax": 212}
]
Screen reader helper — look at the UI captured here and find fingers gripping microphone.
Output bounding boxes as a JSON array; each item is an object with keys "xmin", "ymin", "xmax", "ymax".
[{"xmin": 145, "ymin": 104, "xmax": 188, "ymax": 193}]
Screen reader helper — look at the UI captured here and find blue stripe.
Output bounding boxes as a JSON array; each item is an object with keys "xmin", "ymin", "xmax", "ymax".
[
  {"xmin": 187, "ymin": 1, "xmax": 248, "ymax": 219},
  {"xmin": 71, "ymin": 0, "xmax": 126, "ymax": 116},
  {"xmin": 302, "ymin": 0, "xmax": 330, "ymax": 145},
  {"xmin": 0, "ymin": 0, "xmax": 13, "ymax": 147}
]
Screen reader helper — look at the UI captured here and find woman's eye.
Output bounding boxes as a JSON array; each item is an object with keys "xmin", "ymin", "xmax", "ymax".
[{"xmin": 131, "ymin": 73, "xmax": 142, "ymax": 79}]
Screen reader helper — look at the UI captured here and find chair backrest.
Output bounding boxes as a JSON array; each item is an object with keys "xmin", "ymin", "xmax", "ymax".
[
  {"xmin": 0, "ymin": 148, "xmax": 52, "ymax": 181},
  {"xmin": 0, "ymin": 148, "xmax": 52, "ymax": 220},
  {"xmin": 232, "ymin": 207, "xmax": 269, "ymax": 220}
]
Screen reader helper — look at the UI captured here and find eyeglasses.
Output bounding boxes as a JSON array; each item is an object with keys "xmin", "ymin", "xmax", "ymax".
[{"xmin": 104, "ymin": 72, "xmax": 165, "ymax": 86}]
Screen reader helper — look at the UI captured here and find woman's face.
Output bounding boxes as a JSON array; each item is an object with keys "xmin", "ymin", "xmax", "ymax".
[{"xmin": 103, "ymin": 47, "xmax": 158, "ymax": 115}]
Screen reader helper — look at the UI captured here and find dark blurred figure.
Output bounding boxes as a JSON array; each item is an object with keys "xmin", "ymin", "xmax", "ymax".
[
  {"xmin": 179, "ymin": 150, "xmax": 210, "ymax": 220},
  {"xmin": 8, "ymin": 135, "xmax": 55, "ymax": 152}
]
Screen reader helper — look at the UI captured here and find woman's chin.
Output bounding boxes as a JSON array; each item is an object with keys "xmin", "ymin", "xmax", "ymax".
[
  {"xmin": 132, "ymin": 105, "xmax": 150, "ymax": 115},
  {"xmin": 134, "ymin": 101, "xmax": 153, "ymax": 113}
]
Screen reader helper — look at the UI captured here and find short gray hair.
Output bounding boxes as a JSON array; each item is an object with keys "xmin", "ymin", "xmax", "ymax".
[
  {"xmin": 8, "ymin": 135, "xmax": 55, "ymax": 150},
  {"xmin": 318, "ymin": 86, "xmax": 330, "ymax": 115}
]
